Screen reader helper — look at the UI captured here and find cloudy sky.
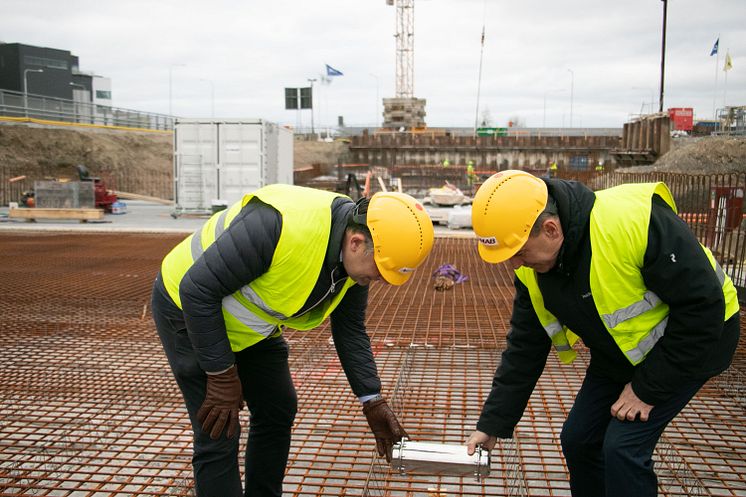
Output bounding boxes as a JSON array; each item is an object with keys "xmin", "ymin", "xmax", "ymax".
[{"xmin": 3, "ymin": 0, "xmax": 744, "ymax": 129}]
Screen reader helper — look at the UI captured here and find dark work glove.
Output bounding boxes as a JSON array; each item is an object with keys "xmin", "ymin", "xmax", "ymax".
[
  {"xmin": 197, "ymin": 366, "xmax": 244, "ymax": 439},
  {"xmin": 363, "ymin": 397, "xmax": 408, "ymax": 462}
]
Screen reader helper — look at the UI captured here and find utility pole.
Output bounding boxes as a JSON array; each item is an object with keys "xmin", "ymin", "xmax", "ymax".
[{"xmin": 659, "ymin": 0, "xmax": 668, "ymax": 113}]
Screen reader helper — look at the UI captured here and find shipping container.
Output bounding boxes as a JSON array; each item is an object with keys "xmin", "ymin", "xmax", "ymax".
[
  {"xmin": 668, "ymin": 107, "xmax": 694, "ymax": 132},
  {"xmin": 173, "ymin": 119, "xmax": 293, "ymax": 215}
]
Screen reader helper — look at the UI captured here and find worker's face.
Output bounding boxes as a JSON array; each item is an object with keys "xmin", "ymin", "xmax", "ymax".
[
  {"xmin": 507, "ymin": 218, "xmax": 563, "ymax": 273},
  {"xmin": 342, "ymin": 232, "xmax": 382, "ymax": 286}
]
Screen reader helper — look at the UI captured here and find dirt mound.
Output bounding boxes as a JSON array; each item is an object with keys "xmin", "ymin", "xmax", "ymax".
[
  {"xmin": 0, "ymin": 124, "xmax": 173, "ymax": 180},
  {"xmin": 293, "ymin": 139, "xmax": 349, "ymax": 175},
  {"xmin": 0, "ymin": 124, "xmax": 349, "ymax": 178},
  {"xmin": 622, "ymin": 136, "xmax": 746, "ymax": 174}
]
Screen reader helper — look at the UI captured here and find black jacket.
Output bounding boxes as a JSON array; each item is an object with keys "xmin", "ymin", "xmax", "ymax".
[
  {"xmin": 164, "ymin": 195, "xmax": 381, "ymax": 398},
  {"xmin": 477, "ymin": 179, "xmax": 740, "ymax": 438}
]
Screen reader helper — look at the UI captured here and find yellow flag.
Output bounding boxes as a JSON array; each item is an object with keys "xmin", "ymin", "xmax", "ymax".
[{"xmin": 724, "ymin": 52, "xmax": 733, "ymax": 72}]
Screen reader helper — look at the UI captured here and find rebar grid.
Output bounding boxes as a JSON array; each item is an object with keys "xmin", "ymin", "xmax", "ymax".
[{"xmin": 1, "ymin": 232, "xmax": 744, "ymax": 496}]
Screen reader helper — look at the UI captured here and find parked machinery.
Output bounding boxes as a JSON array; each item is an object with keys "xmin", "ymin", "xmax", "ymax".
[{"xmin": 76, "ymin": 164, "xmax": 118, "ymax": 212}]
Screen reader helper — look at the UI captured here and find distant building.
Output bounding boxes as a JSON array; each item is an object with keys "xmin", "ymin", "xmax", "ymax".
[{"xmin": 0, "ymin": 42, "xmax": 111, "ymax": 107}]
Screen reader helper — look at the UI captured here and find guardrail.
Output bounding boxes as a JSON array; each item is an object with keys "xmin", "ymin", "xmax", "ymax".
[{"xmin": 0, "ymin": 89, "xmax": 173, "ymax": 131}]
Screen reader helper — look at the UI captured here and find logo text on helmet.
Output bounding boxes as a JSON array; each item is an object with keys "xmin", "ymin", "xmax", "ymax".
[{"xmin": 479, "ymin": 236, "xmax": 498, "ymax": 246}]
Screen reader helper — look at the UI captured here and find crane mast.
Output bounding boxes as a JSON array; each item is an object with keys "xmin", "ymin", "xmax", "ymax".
[
  {"xmin": 392, "ymin": 0, "xmax": 414, "ymax": 98},
  {"xmin": 383, "ymin": 0, "xmax": 426, "ymax": 129}
]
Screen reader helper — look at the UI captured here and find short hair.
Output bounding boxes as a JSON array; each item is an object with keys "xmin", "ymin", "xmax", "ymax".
[
  {"xmin": 529, "ymin": 194, "xmax": 559, "ymax": 237},
  {"xmin": 347, "ymin": 197, "xmax": 375, "ymax": 253}
]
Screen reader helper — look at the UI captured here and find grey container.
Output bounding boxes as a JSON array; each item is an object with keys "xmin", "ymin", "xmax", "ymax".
[{"xmin": 390, "ymin": 439, "xmax": 491, "ymax": 481}]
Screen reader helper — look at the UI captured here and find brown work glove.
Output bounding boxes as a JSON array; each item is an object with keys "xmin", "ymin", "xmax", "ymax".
[
  {"xmin": 363, "ymin": 397, "xmax": 408, "ymax": 462},
  {"xmin": 197, "ymin": 366, "xmax": 244, "ymax": 439}
]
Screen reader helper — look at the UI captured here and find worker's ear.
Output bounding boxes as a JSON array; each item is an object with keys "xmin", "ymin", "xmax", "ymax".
[
  {"xmin": 348, "ymin": 232, "xmax": 367, "ymax": 252},
  {"xmin": 542, "ymin": 218, "xmax": 562, "ymax": 240}
]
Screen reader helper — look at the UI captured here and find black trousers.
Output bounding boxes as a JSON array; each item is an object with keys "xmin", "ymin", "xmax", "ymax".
[
  {"xmin": 151, "ymin": 276, "xmax": 298, "ymax": 497},
  {"xmin": 560, "ymin": 370, "xmax": 704, "ymax": 497}
]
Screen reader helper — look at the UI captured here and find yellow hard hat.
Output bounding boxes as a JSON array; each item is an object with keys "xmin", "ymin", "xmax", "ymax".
[
  {"xmin": 366, "ymin": 192, "xmax": 435, "ymax": 285},
  {"xmin": 471, "ymin": 170, "xmax": 548, "ymax": 264}
]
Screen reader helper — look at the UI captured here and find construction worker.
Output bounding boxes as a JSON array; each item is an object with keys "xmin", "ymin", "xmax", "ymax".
[
  {"xmin": 466, "ymin": 160, "xmax": 477, "ymax": 187},
  {"xmin": 595, "ymin": 160, "xmax": 605, "ymax": 172},
  {"xmin": 151, "ymin": 184, "xmax": 435, "ymax": 497},
  {"xmin": 467, "ymin": 170, "xmax": 739, "ymax": 497},
  {"xmin": 442, "ymin": 158, "xmax": 450, "ymax": 168},
  {"xmin": 549, "ymin": 161, "xmax": 558, "ymax": 177}
]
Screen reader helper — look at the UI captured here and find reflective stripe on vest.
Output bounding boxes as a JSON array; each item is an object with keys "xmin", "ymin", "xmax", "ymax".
[
  {"xmin": 515, "ymin": 267, "xmax": 579, "ymax": 364},
  {"xmin": 161, "ymin": 184, "xmax": 357, "ymax": 352},
  {"xmin": 517, "ymin": 182, "xmax": 739, "ymax": 366}
]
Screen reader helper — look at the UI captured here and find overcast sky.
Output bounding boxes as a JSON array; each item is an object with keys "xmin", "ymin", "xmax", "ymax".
[{"xmin": 2, "ymin": 0, "xmax": 744, "ymax": 129}]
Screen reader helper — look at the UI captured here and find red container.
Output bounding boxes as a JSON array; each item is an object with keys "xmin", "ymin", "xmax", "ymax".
[{"xmin": 668, "ymin": 107, "xmax": 694, "ymax": 131}]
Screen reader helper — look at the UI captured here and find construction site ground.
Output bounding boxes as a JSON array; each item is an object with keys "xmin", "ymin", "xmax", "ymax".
[{"xmin": 0, "ymin": 203, "xmax": 744, "ymax": 497}]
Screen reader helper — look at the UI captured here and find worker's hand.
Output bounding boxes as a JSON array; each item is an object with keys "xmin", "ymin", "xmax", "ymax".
[
  {"xmin": 362, "ymin": 397, "xmax": 408, "ymax": 462},
  {"xmin": 466, "ymin": 430, "xmax": 497, "ymax": 455},
  {"xmin": 610, "ymin": 382, "xmax": 654, "ymax": 422},
  {"xmin": 197, "ymin": 366, "xmax": 244, "ymax": 439}
]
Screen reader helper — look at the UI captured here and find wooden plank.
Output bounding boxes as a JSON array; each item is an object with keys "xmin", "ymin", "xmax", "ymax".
[
  {"xmin": 9, "ymin": 208, "xmax": 104, "ymax": 222},
  {"xmin": 112, "ymin": 190, "xmax": 173, "ymax": 205}
]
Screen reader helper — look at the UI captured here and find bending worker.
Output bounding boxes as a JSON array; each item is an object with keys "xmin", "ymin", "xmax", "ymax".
[
  {"xmin": 151, "ymin": 184, "xmax": 434, "ymax": 496},
  {"xmin": 466, "ymin": 170, "xmax": 739, "ymax": 497}
]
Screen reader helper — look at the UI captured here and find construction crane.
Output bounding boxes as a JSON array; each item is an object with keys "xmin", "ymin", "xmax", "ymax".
[
  {"xmin": 383, "ymin": 0, "xmax": 426, "ymax": 129},
  {"xmin": 386, "ymin": 0, "xmax": 414, "ymax": 99}
]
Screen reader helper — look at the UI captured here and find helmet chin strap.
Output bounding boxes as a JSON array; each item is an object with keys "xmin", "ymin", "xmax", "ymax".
[{"xmin": 352, "ymin": 197, "xmax": 368, "ymax": 225}]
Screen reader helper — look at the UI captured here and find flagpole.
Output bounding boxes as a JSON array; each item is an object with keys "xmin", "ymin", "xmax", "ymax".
[
  {"xmin": 473, "ymin": 0, "xmax": 487, "ymax": 137},
  {"xmin": 713, "ymin": 34, "xmax": 720, "ymax": 119},
  {"xmin": 723, "ymin": 49, "xmax": 729, "ymax": 110},
  {"xmin": 474, "ymin": 24, "xmax": 485, "ymax": 136}
]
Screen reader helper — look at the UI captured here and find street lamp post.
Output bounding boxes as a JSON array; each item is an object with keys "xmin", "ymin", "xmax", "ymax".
[
  {"xmin": 659, "ymin": 0, "xmax": 668, "ymax": 113},
  {"xmin": 200, "ymin": 79, "xmax": 215, "ymax": 118},
  {"xmin": 567, "ymin": 69, "xmax": 574, "ymax": 128},
  {"xmin": 23, "ymin": 68, "xmax": 44, "ymax": 118},
  {"xmin": 307, "ymin": 78, "xmax": 317, "ymax": 136},
  {"xmin": 69, "ymin": 82, "xmax": 87, "ymax": 123}
]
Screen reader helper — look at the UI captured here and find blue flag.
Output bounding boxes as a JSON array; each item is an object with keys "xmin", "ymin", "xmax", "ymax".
[
  {"xmin": 326, "ymin": 64, "xmax": 343, "ymax": 77},
  {"xmin": 710, "ymin": 38, "xmax": 719, "ymax": 56}
]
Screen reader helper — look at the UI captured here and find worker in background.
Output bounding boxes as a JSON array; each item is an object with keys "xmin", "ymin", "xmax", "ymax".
[
  {"xmin": 549, "ymin": 161, "xmax": 558, "ymax": 177},
  {"xmin": 466, "ymin": 160, "xmax": 477, "ymax": 188},
  {"xmin": 151, "ymin": 184, "xmax": 435, "ymax": 497},
  {"xmin": 442, "ymin": 158, "xmax": 450, "ymax": 168},
  {"xmin": 595, "ymin": 160, "xmax": 605, "ymax": 172},
  {"xmin": 466, "ymin": 170, "xmax": 739, "ymax": 497}
]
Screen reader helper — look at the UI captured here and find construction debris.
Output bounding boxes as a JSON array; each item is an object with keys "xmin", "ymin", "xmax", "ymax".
[{"xmin": 433, "ymin": 264, "xmax": 468, "ymax": 291}]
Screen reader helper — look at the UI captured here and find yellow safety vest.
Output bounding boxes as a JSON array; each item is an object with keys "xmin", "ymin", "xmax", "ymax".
[
  {"xmin": 161, "ymin": 184, "xmax": 357, "ymax": 352},
  {"xmin": 516, "ymin": 182, "xmax": 739, "ymax": 365}
]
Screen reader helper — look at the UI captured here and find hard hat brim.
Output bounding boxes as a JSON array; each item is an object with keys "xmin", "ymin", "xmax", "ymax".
[
  {"xmin": 477, "ymin": 241, "xmax": 517, "ymax": 264},
  {"xmin": 376, "ymin": 262, "xmax": 412, "ymax": 286}
]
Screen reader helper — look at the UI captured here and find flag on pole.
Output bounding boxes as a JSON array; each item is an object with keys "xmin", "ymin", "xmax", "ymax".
[
  {"xmin": 325, "ymin": 64, "xmax": 343, "ymax": 77},
  {"xmin": 724, "ymin": 52, "xmax": 733, "ymax": 71},
  {"xmin": 710, "ymin": 38, "xmax": 719, "ymax": 56}
]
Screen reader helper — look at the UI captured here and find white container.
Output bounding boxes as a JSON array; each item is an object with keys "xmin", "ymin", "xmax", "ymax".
[
  {"xmin": 391, "ymin": 438, "xmax": 491, "ymax": 481},
  {"xmin": 173, "ymin": 119, "xmax": 293, "ymax": 215},
  {"xmin": 447, "ymin": 205, "xmax": 472, "ymax": 230}
]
